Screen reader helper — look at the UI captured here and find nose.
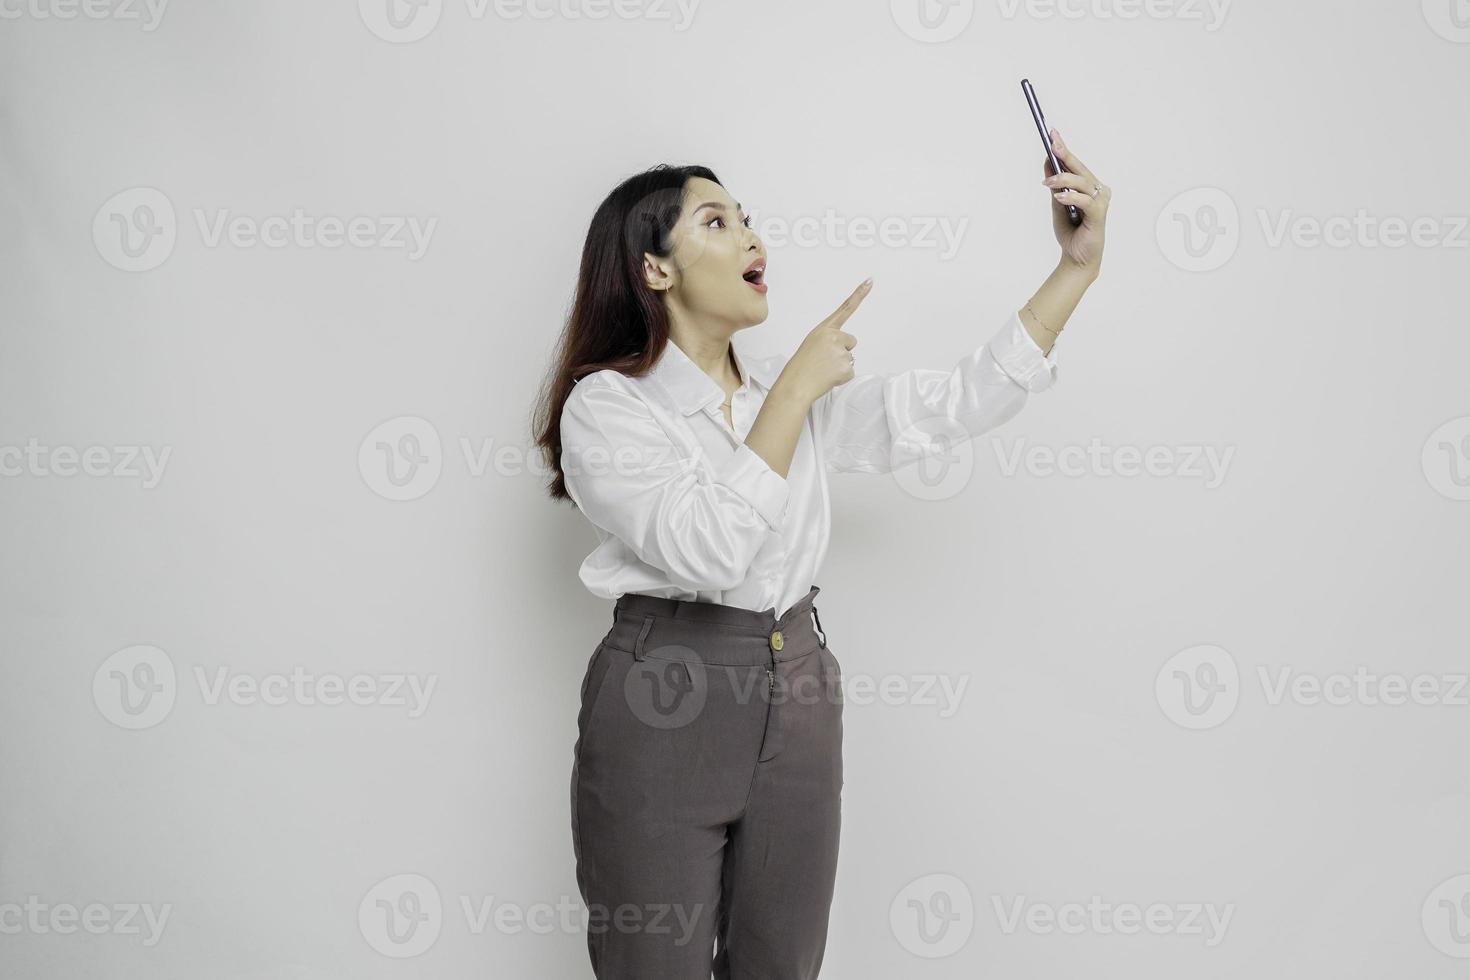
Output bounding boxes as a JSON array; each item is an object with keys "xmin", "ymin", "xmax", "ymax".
[{"xmin": 740, "ymin": 220, "xmax": 762, "ymax": 252}]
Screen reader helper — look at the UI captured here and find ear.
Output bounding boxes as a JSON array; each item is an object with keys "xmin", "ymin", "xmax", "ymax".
[{"xmin": 642, "ymin": 252, "xmax": 675, "ymax": 293}]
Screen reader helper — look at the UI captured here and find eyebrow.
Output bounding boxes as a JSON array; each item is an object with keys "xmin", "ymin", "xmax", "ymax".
[{"xmin": 693, "ymin": 201, "xmax": 744, "ymax": 216}]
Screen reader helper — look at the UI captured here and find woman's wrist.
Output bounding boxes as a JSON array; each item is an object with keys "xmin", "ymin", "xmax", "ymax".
[
  {"xmin": 1019, "ymin": 302, "xmax": 1061, "ymax": 354},
  {"xmin": 1055, "ymin": 257, "xmax": 1101, "ymax": 288},
  {"xmin": 768, "ymin": 375, "xmax": 819, "ymax": 413},
  {"xmin": 1018, "ymin": 260, "xmax": 1097, "ymax": 354}
]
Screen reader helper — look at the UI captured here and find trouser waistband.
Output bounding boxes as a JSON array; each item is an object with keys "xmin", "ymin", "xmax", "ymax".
[{"xmin": 607, "ymin": 585, "xmax": 827, "ymax": 667}]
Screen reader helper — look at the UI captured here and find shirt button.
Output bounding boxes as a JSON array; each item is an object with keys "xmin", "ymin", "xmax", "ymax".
[{"xmin": 770, "ymin": 630, "xmax": 784, "ymax": 651}]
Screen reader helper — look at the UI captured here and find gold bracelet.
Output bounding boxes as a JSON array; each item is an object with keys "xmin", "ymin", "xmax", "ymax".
[{"xmin": 1024, "ymin": 301, "xmax": 1062, "ymax": 337}]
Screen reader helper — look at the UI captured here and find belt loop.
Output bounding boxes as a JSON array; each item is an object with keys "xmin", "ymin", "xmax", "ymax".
[
  {"xmin": 811, "ymin": 605, "xmax": 827, "ymax": 648},
  {"xmin": 633, "ymin": 614, "xmax": 655, "ymax": 661}
]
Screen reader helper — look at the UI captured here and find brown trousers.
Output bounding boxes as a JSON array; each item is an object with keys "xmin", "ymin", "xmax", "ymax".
[{"xmin": 571, "ymin": 585, "xmax": 843, "ymax": 979}]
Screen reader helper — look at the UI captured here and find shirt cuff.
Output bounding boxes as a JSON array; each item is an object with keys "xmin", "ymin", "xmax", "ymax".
[
  {"xmin": 714, "ymin": 443, "xmax": 791, "ymax": 533},
  {"xmin": 988, "ymin": 309, "xmax": 1060, "ymax": 393}
]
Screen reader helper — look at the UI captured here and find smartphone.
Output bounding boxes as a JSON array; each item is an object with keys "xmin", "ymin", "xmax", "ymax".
[{"xmin": 1021, "ymin": 78, "xmax": 1082, "ymax": 227}]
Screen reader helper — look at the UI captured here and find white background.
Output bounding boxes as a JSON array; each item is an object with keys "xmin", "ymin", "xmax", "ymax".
[{"xmin": 2, "ymin": 0, "xmax": 1469, "ymax": 977}]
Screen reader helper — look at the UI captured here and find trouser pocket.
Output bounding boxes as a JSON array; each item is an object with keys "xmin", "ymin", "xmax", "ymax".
[{"xmin": 575, "ymin": 642, "xmax": 617, "ymax": 754}]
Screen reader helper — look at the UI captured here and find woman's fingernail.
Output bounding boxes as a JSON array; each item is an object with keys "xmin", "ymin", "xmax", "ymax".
[{"xmin": 862, "ymin": 277, "xmax": 873, "ymax": 288}]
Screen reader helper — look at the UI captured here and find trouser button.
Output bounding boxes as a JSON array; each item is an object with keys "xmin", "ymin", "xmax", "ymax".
[{"xmin": 770, "ymin": 629, "xmax": 784, "ymax": 652}]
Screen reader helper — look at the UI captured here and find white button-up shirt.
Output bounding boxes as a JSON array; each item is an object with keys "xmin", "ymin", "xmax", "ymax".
[{"xmin": 560, "ymin": 310, "xmax": 1060, "ymax": 619}]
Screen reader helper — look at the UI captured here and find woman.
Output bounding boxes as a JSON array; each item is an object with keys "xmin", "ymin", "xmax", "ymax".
[{"xmin": 533, "ymin": 134, "xmax": 1109, "ymax": 979}]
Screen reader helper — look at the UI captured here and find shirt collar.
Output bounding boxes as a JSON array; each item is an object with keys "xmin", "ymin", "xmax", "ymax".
[{"xmin": 647, "ymin": 336, "xmax": 780, "ymax": 417}]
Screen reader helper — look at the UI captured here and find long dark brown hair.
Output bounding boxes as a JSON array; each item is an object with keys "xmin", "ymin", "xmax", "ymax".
[{"xmin": 532, "ymin": 163, "xmax": 721, "ymax": 503}]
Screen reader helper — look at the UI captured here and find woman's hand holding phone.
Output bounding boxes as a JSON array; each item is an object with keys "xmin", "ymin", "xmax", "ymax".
[{"xmin": 1042, "ymin": 128, "xmax": 1110, "ymax": 278}]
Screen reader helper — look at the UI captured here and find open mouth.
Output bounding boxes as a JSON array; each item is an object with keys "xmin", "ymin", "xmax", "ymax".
[{"xmin": 742, "ymin": 262, "xmax": 767, "ymax": 292}]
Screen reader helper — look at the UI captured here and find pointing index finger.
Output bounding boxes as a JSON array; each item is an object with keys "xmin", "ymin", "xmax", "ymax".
[{"xmin": 825, "ymin": 278, "xmax": 873, "ymax": 328}]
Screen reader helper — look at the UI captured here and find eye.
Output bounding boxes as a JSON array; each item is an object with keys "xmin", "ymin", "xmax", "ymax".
[{"xmin": 706, "ymin": 213, "xmax": 754, "ymax": 230}]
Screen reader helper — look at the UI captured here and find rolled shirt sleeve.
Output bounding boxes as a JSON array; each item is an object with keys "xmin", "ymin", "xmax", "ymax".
[
  {"xmin": 561, "ymin": 379, "xmax": 790, "ymax": 592},
  {"xmin": 814, "ymin": 309, "xmax": 1060, "ymax": 475},
  {"xmin": 713, "ymin": 441, "xmax": 791, "ymax": 532}
]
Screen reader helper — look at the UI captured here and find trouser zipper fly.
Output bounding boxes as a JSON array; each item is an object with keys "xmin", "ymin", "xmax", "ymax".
[
  {"xmin": 758, "ymin": 631, "xmax": 783, "ymax": 762},
  {"xmin": 767, "ymin": 628, "xmax": 783, "ymax": 702}
]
